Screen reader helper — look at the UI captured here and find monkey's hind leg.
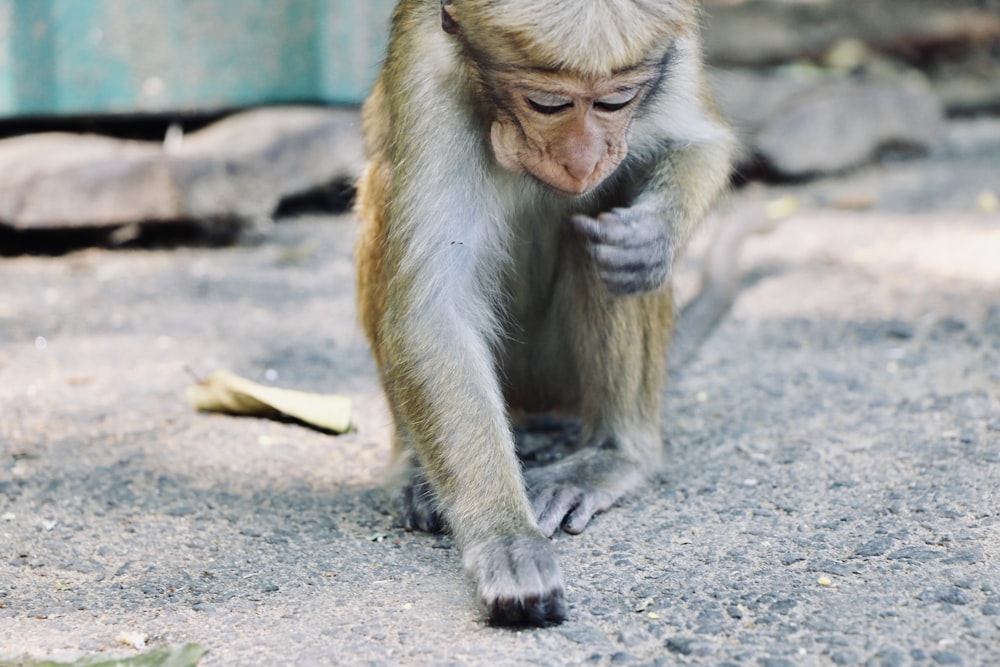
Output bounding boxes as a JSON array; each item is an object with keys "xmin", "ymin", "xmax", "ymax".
[
  {"xmin": 387, "ymin": 419, "xmax": 444, "ymax": 533},
  {"xmin": 393, "ymin": 450, "xmax": 445, "ymax": 533},
  {"xmin": 525, "ymin": 290, "xmax": 672, "ymax": 537}
]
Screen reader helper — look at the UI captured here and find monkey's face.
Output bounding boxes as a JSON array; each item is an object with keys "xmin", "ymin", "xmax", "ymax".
[{"xmin": 488, "ymin": 69, "xmax": 656, "ymax": 197}]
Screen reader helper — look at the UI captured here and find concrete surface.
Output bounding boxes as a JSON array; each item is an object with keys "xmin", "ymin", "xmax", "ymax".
[{"xmin": 1, "ymin": 145, "xmax": 998, "ymax": 665}]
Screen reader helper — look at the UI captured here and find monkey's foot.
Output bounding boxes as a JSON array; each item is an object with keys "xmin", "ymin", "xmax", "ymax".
[
  {"xmin": 525, "ymin": 450, "xmax": 642, "ymax": 537},
  {"xmin": 464, "ymin": 533, "xmax": 566, "ymax": 626},
  {"xmin": 395, "ymin": 466, "xmax": 444, "ymax": 533}
]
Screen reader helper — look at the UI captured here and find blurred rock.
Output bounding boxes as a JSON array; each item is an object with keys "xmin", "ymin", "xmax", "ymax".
[
  {"xmin": 0, "ymin": 107, "xmax": 363, "ymax": 231},
  {"xmin": 703, "ymin": 0, "xmax": 1000, "ymax": 66},
  {"xmin": 711, "ymin": 69, "xmax": 815, "ymax": 155},
  {"xmin": 713, "ymin": 70, "xmax": 944, "ymax": 178},
  {"xmin": 756, "ymin": 78, "xmax": 944, "ymax": 177},
  {"xmin": 935, "ymin": 117, "xmax": 1000, "ymax": 158},
  {"xmin": 928, "ymin": 54, "xmax": 1000, "ymax": 115}
]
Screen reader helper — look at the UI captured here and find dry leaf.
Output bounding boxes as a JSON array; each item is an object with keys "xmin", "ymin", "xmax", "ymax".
[
  {"xmin": 3, "ymin": 643, "xmax": 208, "ymax": 667},
  {"xmin": 188, "ymin": 370, "xmax": 351, "ymax": 434}
]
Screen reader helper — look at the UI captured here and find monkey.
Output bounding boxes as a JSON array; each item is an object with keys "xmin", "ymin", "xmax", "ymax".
[{"xmin": 354, "ymin": 0, "xmax": 734, "ymax": 626}]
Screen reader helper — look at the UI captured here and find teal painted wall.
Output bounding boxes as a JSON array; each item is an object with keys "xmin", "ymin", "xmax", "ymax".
[
  {"xmin": 0, "ymin": 2, "xmax": 14, "ymax": 113},
  {"xmin": 0, "ymin": 0, "xmax": 394, "ymax": 117}
]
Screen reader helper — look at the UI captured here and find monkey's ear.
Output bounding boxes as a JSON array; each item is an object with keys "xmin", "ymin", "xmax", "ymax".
[{"xmin": 441, "ymin": 0, "xmax": 460, "ymax": 35}]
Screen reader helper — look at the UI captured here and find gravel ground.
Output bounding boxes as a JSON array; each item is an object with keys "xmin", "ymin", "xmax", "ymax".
[{"xmin": 0, "ymin": 141, "xmax": 998, "ymax": 665}]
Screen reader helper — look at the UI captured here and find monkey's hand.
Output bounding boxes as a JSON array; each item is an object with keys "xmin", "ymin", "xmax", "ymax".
[
  {"xmin": 464, "ymin": 533, "xmax": 567, "ymax": 626},
  {"xmin": 525, "ymin": 449, "xmax": 640, "ymax": 537},
  {"xmin": 571, "ymin": 207, "xmax": 673, "ymax": 295}
]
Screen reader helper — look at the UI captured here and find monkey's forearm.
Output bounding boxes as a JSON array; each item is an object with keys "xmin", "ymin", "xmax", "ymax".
[
  {"xmin": 379, "ymin": 297, "xmax": 566, "ymax": 624},
  {"xmin": 639, "ymin": 138, "xmax": 734, "ymax": 259},
  {"xmin": 381, "ymin": 306, "xmax": 536, "ymax": 544}
]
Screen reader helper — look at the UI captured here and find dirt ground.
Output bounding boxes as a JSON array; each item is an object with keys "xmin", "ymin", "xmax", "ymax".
[{"xmin": 1, "ymin": 127, "xmax": 999, "ymax": 665}]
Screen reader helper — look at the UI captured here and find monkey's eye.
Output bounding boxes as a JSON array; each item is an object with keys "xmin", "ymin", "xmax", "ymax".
[
  {"xmin": 594, "ymin": 88, "xmax": 640, "ymax": 112},
  {"xmin": 526, "ymin": 93, "xmax": 573, "ymax": 115}
]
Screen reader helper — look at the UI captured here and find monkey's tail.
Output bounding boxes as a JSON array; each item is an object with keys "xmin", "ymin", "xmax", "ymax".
[{"xmin": 669, "ymin": 196, "xmax": 797, "ymax": 370}]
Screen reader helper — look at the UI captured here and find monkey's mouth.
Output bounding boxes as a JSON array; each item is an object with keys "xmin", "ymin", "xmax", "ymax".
[
  {"xmin": 518, "ymin": 162, "xmax": 611, "ymax": 198},
  {"xmin": 529, "ymin": 169, "xmax": 610, "ymax": 199},
  {"xmin": 519, "ymin": 149, "xmax": 623, "ymax": 198},
  {"xmin": 543, "ymin": 181, "xmax": 593, "ymax": 198}
]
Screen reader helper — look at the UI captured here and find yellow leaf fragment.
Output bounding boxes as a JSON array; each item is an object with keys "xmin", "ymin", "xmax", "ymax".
[
  {"xmin": 976, "ymin": 190, "xmax": 998, "ymax": 213},
  {"xmin": 188, "ymin": 369, "xmax": 351, "ymax": 434},
  {"xmin": 765, "ymin": 196, "xmax": 800, "ymax": 221}
]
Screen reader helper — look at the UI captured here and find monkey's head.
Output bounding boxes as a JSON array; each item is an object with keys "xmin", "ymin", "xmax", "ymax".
[{"xmin": 442, "ymin": 0, "xmax": 696, "ymax": 197}]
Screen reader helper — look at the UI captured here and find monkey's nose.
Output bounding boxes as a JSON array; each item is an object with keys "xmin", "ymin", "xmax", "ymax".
[{"xmin": 561, "ymin": 152, "xmax": 601, "ymax": 183}]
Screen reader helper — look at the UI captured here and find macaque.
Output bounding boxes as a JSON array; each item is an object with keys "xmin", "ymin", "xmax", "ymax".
[{"xmin": 355, "ymin": 0, "xmax": 734, "ymax": 626}]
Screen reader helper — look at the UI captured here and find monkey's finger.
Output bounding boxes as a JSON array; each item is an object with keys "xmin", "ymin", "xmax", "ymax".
[
  {"xmin": 571, "ymin": 213, "xmax": 634, "ymax": 245},
  {"xmin": 590, "ymin": 243, "xmax": 666, "ymax": 274},
  {"xmin": 573, "ymin": 213, "xmax": 663, "ymax": 248},
  {"xmin": 592, "ymin": 252, "xmax": 671, "ymax": 295},
  {"xmin": 597, "ymin": 218, "xmax": 666, "ymax": 248},
  {"xmin": 562, "ymin": 489, "xmax": 615, "ymax": 534},
  {"xmin": 534, "ymin": 487, "xmax": 583, "ymax": 538},
  {"xmin": 599, "ymin": 263, "xmax": 671, "ymax": 295}
]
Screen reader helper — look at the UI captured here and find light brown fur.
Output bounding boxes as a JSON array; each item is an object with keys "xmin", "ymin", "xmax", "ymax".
[{"xmin": 355, "ymin": 0, "xmax": 733, "ymax": 626}]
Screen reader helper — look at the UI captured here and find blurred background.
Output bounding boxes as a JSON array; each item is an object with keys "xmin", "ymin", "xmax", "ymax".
[
  {"xmin": 1, "ymin": 5, "xmax": 998, "ymax": 662},
  {"xmin": 0, "ymin": 0, "xmax": 393, "ymax": 117},
  {"xmin": 0, "ymin": 0, "xmax": 997, "ymax": 249}
]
